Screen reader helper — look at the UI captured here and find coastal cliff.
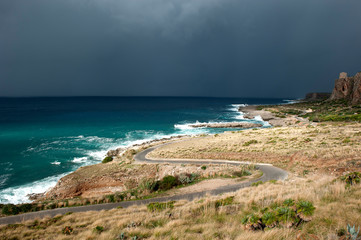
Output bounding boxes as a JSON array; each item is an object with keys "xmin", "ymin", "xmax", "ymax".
[{"xmin": 330, "ymin": 72, "xmax": 361, "ymax": 104}]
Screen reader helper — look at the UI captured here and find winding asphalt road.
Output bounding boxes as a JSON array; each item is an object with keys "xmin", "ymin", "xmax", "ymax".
[{"xmin": 0, "ymin": 143, "xmax": 288, "ymax": 225}]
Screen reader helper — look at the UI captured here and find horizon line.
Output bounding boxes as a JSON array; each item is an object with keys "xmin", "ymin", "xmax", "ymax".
[{"xmin": 0, "ymin": 95, "xmax": 298, "ymax": 100}]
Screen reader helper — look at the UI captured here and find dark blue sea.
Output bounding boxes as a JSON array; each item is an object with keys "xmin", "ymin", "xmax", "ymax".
[{"xmin": 0, "ymin": 97, "xmax": 288, "ymax": 203}]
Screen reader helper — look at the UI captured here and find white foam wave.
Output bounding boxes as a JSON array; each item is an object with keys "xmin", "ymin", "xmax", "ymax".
[
  {"xmin": 174, "ymin": 121, "xmax": 204, "ymax": 130},
  {"xmin": 253, "ymin": 115, "xmax": 271, "ymax": 127},
  {"xmin": 254, "ymin": 115, "xmax": 263, "ymax": 121},
  {"xmin": 229, "ymin": 104, "xmax": 247, "ymax": 120},
  {"xmin": 87, "ymin": 150, "xmax": 109, "ymax": 160},
  {"xmin": 0, "ymin": 173, "xmax": 68, "ymax": 204},
  {"xmin": 229, "ymin": 104, "xmax": 247, "ymax": 112},
  {"xmin": 50, "ymin": 161, "xmax": 61, "ymax": 165},
  {"xmin": 72, "ymin": 157, "xmax": 88, "ymax": 163},
  {"xmin": 283, "ymin": 99, "xmax": 299, "ymax": 104}
]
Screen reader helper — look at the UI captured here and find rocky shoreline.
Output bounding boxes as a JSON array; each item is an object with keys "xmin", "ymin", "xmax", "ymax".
[
  {"xmin": 239, "ymin": 105, "xmax": 309, "ymax": 127},
  {"xmin": 189, "ymin": 122, "xmax": 262, "ymax": 128},
  {"xmin": 29, "ymin": 105, "xmax": 290, "ymax": 203}
]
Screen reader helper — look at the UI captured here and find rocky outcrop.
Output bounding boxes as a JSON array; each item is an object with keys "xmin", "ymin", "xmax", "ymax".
[
  {"xmin": 330, "ymin": 72, "xmax": 361, "ymax": 104},
  {"xmin": 190, "ymin": 122, "xmax": 262, "ymax": 128},
  {"xmin": 304, "ymin": 92, "xmax": 331, "ymax": 101}
]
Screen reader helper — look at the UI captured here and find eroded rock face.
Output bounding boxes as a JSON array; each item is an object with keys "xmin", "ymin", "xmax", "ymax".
[
  {"xmin": 329, "ymin": 72, "xmax": 361, "ymax": 104},
  {"xmin": 352, "ymin": 73, "xmax": 361, "ymax": 105}
]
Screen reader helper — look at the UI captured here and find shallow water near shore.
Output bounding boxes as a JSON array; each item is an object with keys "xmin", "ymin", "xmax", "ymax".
[{"xmin": 0, "ymin": 97, "xmax": 285, "ymax": 204}]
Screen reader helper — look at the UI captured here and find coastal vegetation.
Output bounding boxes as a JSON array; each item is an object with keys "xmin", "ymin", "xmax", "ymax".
[
  {"xmin": 0, "ymin": 173, "xmax": 360, "ymax": 239},
  {"xmin": 102, "ymin": 156, "xmax": 113, "ymax": 164},
  {"xmin": 241, "ymin": 199, "xmax": 315, "ymax": 231},
  {"xmin": 258, "ymin": 100, "xmax": 361, "ymax": 122}
]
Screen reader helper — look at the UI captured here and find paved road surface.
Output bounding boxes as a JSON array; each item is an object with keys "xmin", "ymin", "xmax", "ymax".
[{"xmin": 0, "ymin": 143, "xmax": 288, "ymax": 225}]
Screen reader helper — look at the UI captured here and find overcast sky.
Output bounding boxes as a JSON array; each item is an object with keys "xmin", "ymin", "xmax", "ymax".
[{"xmin": 1, "ymin": 0, "xmax": 361, "ymax": 98}]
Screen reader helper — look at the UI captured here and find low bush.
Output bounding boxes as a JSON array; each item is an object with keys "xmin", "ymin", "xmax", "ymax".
[
  {"xmin": 1, "ymin": 204, "xmax": 20, "ymax": 215},
  {"xmin": 340, "ymin": 172, "xmax": 361, "ymax": 187},
  {"xmin": 251, "ymin": 181, "xmax": 263, "ymax": 187},
  {"xmin": 215, "ymin": 196, "xmax": 234, "ymax": 208},
  {"xmin": 102, "ymin": 156, "xmax": 113, "ymax": 163},
  {"xmin": 18, "ymin": 203, "xmax": 33, "ymax": 213},
  {"xmin": 106, "ymin": 194, "xmax": 115, "ymax": 203},
  {"xmin": 346, "ymin": 224, "xmax": 360, "ymax": 240},
  {"xmin": 62, "ymin": 226, "xmax": 73, "ymax": 235},
  {"xmin": 241, "ymin": 199, "xmax": 315, "ymax": 231},
  {"xmin": 243, "ymin": 140, "xmax": 258, "ymax": 146},
  {"xmin": 93, "ymin": 226, "xmax": 104, "ymax": 234},
  {"xmin": 139, "ymin": 178, "xmax": 159, "ymax": 192},
  {"xmin": 178, "ymin": 173, "xmax": 199, "ymax": 185},
  {"xmin": 158, "ymin": 175, "xmax": 180, "ymax": 191},
  {"xmin": 232, "ymin": 170, "xmax": 251, "ymax": 177}
]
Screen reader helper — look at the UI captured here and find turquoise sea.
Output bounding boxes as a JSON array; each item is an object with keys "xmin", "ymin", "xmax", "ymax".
[{"xmin": 0, "ymin": 97, "xmax": 288, "ymax": 204}]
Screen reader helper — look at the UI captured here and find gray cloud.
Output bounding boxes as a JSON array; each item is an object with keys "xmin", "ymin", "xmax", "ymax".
[{"xmin": 1, "ymin": 0, "xmax": 361, "ymax": 97}]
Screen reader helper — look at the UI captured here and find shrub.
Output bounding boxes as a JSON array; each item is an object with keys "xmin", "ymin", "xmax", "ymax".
[
  {"xmin": 262, "ymin": 211, "xmax": 277, "ymax": 228},
  {"xmin": 1, "ymin": 204, "xmax": 20, "ymax": 215},
  {"xmin": 201, "ymin": 165, "xmax": 207, "ymax": 170},
  {"xmin": 62, "ymin": 226, "xmax": 73, "ymax": 235},
  {"xmin": 283, "ymin": 199, "xmax": 295, "ymax": 207},
  {"xmin": 241, "ymin": 199, "xmax": 316, "ymax": 231},
  {"xmin": 340, "ymin": 172, "xmax": 361, "ymax": 186},
  {"xmin": 106, "ymin": 194, "xmax": 115, "ymax": 203},
  {"xmin": 215, "ymin": 196, "xmax": 234, "ymax": 208},
  {"xmin": 296, "ymin": 200, "xmax": 316, "ymax": 218},
  {"xmin": 232, "ymin": 170, "xmax": 251, "ymax": 177},
  {"xmin": 18, "ymin": 203, "xmax": 33, "ymax": 213},
  {"xmin": 178, "ymin": 173, "xmax": 199, "ymax": 185},
  {"xmin": 139, "ymin": 179, "xmax": 159, "ymax": 192},
  {"xmin": 159, "ymin": 175, "xmax": 180, "ymax": 191},
  {"xmin": 347, "ymin": 224, "xmax": 360, "ymax": 240},
  {"xmin": 276, "ymin": 207, "xmax": 297, "ymax": 226},
  {"xmin": 243, "ymin": 140, "xmax": 258, "ymax": 146},
  {"xmin": 242, "ymin": 213, "xmax": 264, "ymax": 231},
  {"xmin": 93, "ymin": 226, "xmax": 104, "ymax": 234},
  {"xmin": 102, "ymin": 156, "xmax": 113, "ymax": 163},
  {"xmin": 251, "ymin": 181, "xmax": 263, "ymax": 187},
  {"xmin": 147, "ymin": 201, "xmax": 175, "ymax": 212}
]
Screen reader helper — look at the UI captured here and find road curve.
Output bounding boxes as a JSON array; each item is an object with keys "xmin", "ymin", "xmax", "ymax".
[{"xmin": 0, "ymin": 142, "xmax": 288, "ymax": 225}]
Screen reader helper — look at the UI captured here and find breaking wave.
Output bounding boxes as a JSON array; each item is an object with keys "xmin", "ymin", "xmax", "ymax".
[{"xmin": 0, "ymin": 173, "xmax": 69, "ymax": 204}]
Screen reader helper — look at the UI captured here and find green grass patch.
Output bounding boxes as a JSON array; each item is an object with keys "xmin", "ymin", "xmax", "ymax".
[{"xmin": 147, "ymin": 201, "xmax": 175, "ymax": 212}]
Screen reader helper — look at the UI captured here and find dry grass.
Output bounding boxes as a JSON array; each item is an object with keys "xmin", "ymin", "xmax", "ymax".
[
  {"xmin": 1, "ymin": 174, "xmax": 360, "ymax": 239},
  {"xmin": 149, "ymin": 122, "xmax": 361, "ymax": 175}
]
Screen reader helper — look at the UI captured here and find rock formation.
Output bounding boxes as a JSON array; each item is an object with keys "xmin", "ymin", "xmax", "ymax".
[{"xmin": 330, "ymin": 72, "xmax": 361, "ymax": 104}]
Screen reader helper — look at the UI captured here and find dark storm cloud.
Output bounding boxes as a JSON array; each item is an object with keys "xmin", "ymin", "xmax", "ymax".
[{"xmin": 1, "ymin": 0, "xmax": 361, "ymax": 98}]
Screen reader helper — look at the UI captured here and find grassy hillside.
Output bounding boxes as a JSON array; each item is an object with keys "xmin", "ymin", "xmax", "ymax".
[{"xmin": 0, "ymin": 174, "xmax": 360, "ymax": 239}]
